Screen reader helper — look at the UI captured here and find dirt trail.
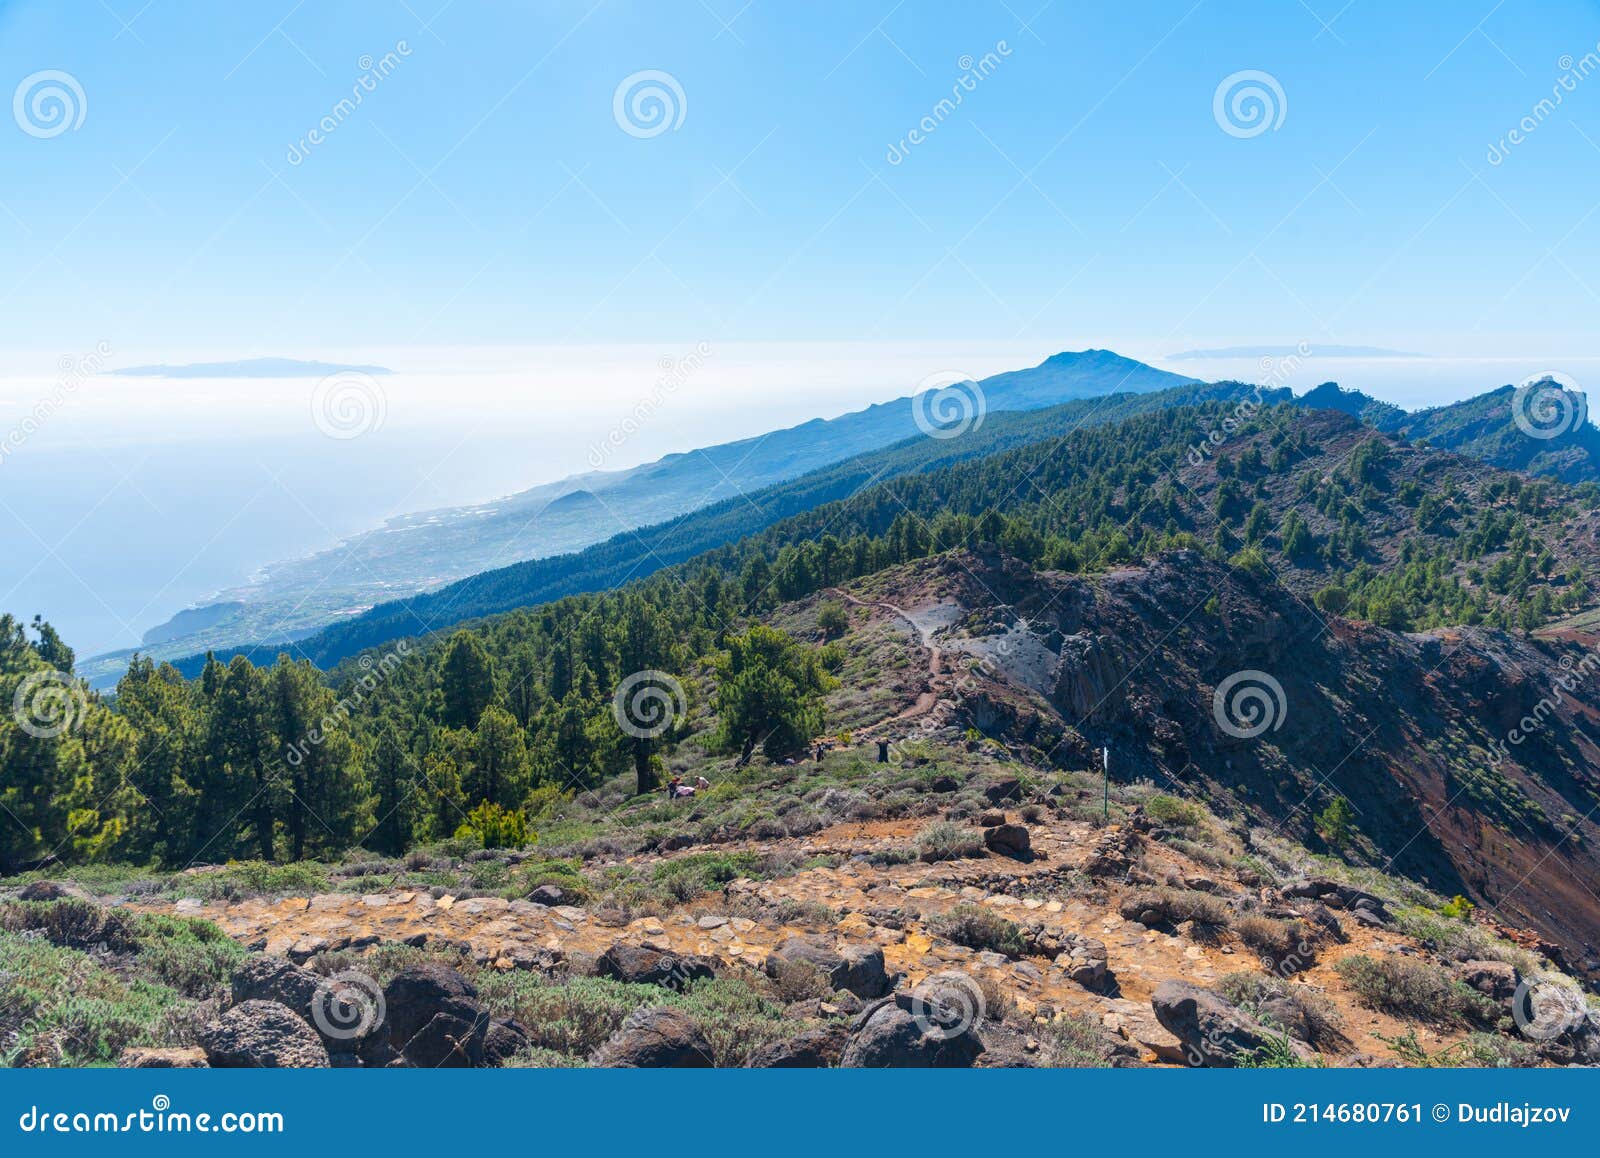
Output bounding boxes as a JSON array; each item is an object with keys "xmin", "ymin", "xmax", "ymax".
[{"xmin": 829, "ymin": 588, "xmax": 952, "ymax": 734}]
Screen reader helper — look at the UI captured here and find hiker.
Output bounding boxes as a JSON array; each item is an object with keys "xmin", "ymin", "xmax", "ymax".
[
  {"xmin": 814, "ymin": 744, "xmax": 824, "ymax": 762},
  {"xmin": 666, "ymin": 775, "xmax": 683, "ymax": 799},
  {"xmin": 695, "ymin": 776, "xmax": 711, "ymax": 791},
  {"xmin": 877, "ymin": 739, "xmax": 890, "ymax": 764}
]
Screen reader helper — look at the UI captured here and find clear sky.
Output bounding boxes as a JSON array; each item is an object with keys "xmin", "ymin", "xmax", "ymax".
[{"xmin": 2, "ymin": 0, "xmax": 1599, "ymax": 362}]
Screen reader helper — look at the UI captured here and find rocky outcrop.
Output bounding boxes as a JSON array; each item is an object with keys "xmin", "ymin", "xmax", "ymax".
[
  {"xmin": 1151, "ymin": 980, "xmax": 1310, "ymax": 1068},
  {"xmin": 764, "ymin": 936, "xmax": 890, "ymax": 999},
  {"xmin": 840, "ymin": 991, "xmax": 985, "ymax": 1068},
  {"xmin": 746, "ymin": 1024, "xmax": 849, "ymax": 1068},
  {"xmin": 590, "ymin": 1008, "xmax": 713, "ymax": 1068},
  {"xmin": 372, "ymin": 963, "xmax": 491, "ymax": 1068},
  {"xmin": 983, "ymin": 823, "xmax": 1032, "ymax": 858},
  {"xmin": 198, "ymin": 1001, "xmax": 330, "ymax": 1068},
  {"xmin": 597, "ymin": 943, "xmax": 716, "ymax": 990},
  {"xmin": 230, "ymin": 955, "xmax": 323, "ymax": 1023}
]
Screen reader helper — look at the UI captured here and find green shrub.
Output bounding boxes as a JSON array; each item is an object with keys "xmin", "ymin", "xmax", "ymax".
[
  {"xmin": 1334, "ymin": 954, "xmax": 1497, "ymax": 1027},
  {"xmin": 650, "ymin": 852, "xmax": 762, "ymax": 903},
  {"xmin": 182, "ymin": 861, "xmax": 329, "ymax": 901},
  {"xmin": 508, "ymin": 858, "xmax": 592, "ymax": 903},
  {"xmin": 1145, "ymin": 794, "xmax": 1204, "ymax": 829},
  {"xmin": 0, "ymin": 932, "xmax": 184, "ymax": 1067},
  {"xmin": 123, "ymin": 914, "xmax": 246, "ymax": 999},
  {"xmin": 1217, "ymin": 971, "xmax": 1342, "ymax": 1047},
  {"xmin": 500, "ymin": 1046, "xmax": 589, "ymax": 1068},
  {"xmin": 929, "ymin": 904, "xmax": 1028, "ymax": 957},
  {"xmin": 1036, "ymin": 1013, "xmax": 1121, "ymax": 1067},
  {"xmin": 915, "ymin": 820, "xmax": 985, "ymax": 863},
  {"xmin": 455, "ymin": 801, "xmax": 531, "ymax": 849}
]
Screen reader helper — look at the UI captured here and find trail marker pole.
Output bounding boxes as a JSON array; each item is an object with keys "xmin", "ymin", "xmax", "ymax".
[{"xmin": 1102, "ymin": 746, "xmax": 1110, "ymax": 819}]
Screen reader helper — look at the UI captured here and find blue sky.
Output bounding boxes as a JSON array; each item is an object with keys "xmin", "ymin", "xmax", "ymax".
[{"xmin": 1, "ymin": 0, "xmax": 1598, "ymax": 361}]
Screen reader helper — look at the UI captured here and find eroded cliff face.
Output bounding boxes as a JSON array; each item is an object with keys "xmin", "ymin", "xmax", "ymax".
[{"xmin": 860, "ymin": 549, "xmax": 1600, "ymax": 976}]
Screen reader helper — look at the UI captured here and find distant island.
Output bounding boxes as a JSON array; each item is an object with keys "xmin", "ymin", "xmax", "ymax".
[
  {"xmin": 109, "ymin": 357, "xmax": 394, "ymax": 379},
  {"xmin": 1168, "ymin": 344, "xmax": 1424, "ymax": 360}
]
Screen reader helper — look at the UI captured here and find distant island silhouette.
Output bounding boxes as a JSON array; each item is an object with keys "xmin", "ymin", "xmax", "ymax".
[{"xmin": 108, "ymin": 357, "xmax": 393, "ymax": 379}]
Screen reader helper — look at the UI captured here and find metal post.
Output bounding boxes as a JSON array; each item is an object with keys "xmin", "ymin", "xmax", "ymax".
[{"xmin": 1102, "ymin": 746, "xmax": 1110, "ymax": 819}]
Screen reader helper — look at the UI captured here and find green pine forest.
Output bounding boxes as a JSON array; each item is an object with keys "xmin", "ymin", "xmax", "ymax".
[{"xmin": 3, "ymin": 399, "xmax": 1595, "ymax": 873}]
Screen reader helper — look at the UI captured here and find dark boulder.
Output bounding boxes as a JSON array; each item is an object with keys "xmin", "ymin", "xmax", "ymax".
[
  {"xmin": 371, "ymin": 963, "xmax": 491, "ymax": 1068},
  {"xmin": 981, "ymin": 778, "xmax": 1022, "ymax": 805},
  {"xmin": 482, "ymin": 1018, "xmax": 532, "ymax": 1066},
  {"xmin": 230, "ymin": 956, "xmax": 323, "ymax": 1023},
  {"xmin": 840, "ymin": 990, "xmax": 985, "ymax": 1068},
  {"xmin": 590, "ymin": 1008, "xmax": 714, "ymax": 1068},
  {"xmin": 746, "ymin": 1024, "xmax": 849, "ymax": 1068},
  {"xmin": 983, "ymin": 823, "xmax": 1032, "ymax": 858},
  {"xmin": 1457, "ymin": 959, "xmax": 1519, "ymax": 1001},
  {"xmin": 596, "ymin": 943, "xmax": 716, "ymax": 990},
  {"xmin": 1151, "ymin": 981, "xmax": 1311, "ymax": 1068},
  {"xmin": 198, "ymin": 1001, "xmax": 330, "ymax": 1068},
  {"xmin": 765, "ymin": 936, "xmax": 890, "ymax": 999}
]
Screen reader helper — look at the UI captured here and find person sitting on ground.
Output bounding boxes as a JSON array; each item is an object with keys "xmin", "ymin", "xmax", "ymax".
[
  {"xmin": 695, "ymin": 775, "xmax": 711, "ymax": 791},
  {"xmin": 666, "ymin": 775, "xmax": 683, "ymax": 799}
]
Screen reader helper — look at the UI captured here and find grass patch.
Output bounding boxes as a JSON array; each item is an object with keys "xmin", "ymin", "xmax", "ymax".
[
  {"xmin": 914, "ymin": 820, "xmax": 985, "ymax": 863},
  {"xmin": 928, "ymin": 903, "xmax": 1028, "ymax": 957},
  {"xmin": 0, "ymin": 932, "xmax": 190, "ymax": 1067},
  {"xmin": 1144, "ymin": 793, "xmax": 1206, "ymax": 830},
  {"xmin": 1036, "ymin": 1013, "xmax": 1123, "ymax": 1067}
]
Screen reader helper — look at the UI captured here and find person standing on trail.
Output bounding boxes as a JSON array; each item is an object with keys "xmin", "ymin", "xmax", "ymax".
[{"xmin": 877, "ymin": 740, "xmax": 890, "ymax": 763}]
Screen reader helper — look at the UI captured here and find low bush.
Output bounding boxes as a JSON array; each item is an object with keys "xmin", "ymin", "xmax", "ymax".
[
  {"xmin": 929, "ymin": 904, "xmax": 1028, "ymax": 957},
  {"xmin": 1036, "ymin": 1013, "xmax": 1122, "ymax": 1067},
  {"xmin": 1334, "ymin": 954, "xmax": 1498, "ymax": 1027},
  {"xmin": 1118, "ymin": 887, "xmax": 1231, "ymax": 928},
  {"xmin": 914, "ymin": 821, "xmax": 985, "ymax": 863},
  {"xmin": 1217, "ymin": 971, "xmax": 1342, "ymax": 1047},
  {"xmin": 0, "ymin": 932, "xmax": 185, "ymax": 1066},
  {"xmin": 1144, "ymin": 793, "xmax": 1205, "ymax": 829},
  {"xmin": 1233, "ymin": 916, "xmax": 1317, "ymax": 972},
  {"xmin": 179, "ymin": 860, "xmax": 329, "ymax": 902}
]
